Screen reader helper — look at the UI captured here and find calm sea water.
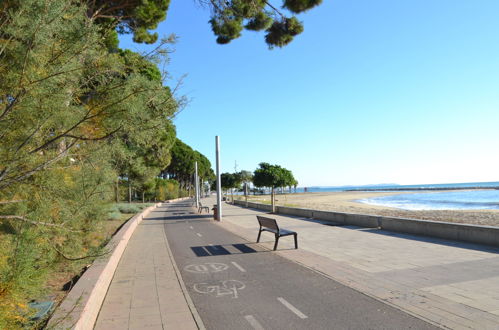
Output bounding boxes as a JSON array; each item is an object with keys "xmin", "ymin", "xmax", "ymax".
[
  {"xmin": 296, "ymin": 181, "xmax": 499, "ymax": 210},
  {"xmin": 359, "ymin": 190, "xmax": 499, "ymax": 210},
  {"xmin": 297, "ymin": 181, "xmax": 499, "ymax": 193}
]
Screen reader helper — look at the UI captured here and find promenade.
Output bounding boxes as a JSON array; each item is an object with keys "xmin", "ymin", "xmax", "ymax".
[
  {"xmin": 93, "ymin": 197, "xmax": 499, "ymax": 329},
  {"xmin": 218, "ymin": 197, "xmax": 499, "ymax": 329}
]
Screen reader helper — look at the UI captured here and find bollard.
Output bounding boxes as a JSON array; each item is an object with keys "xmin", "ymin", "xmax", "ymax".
[{"xmin": 212, "ymin": 205, "xmax": 218, "ymax": 220}]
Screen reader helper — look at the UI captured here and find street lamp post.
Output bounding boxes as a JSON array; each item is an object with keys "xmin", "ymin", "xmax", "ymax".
[{"xmin": 215, "ymin": 136, "xmax": 222, "ymax": 221}]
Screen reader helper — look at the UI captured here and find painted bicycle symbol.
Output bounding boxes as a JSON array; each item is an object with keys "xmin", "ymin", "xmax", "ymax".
[
  {"xmin": 184, "ymin": 263, "xmax": 228, "ymax": 274},
  {"xmin": 193, "ymin": 280, "xmax": 246, "ymax": 298}
]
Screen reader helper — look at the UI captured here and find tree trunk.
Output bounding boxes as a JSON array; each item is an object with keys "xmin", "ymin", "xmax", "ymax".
[
  {"xmin": 115, "ymin": 177, "xmax": 119, "ymax": 203},
  {"xmin": 128, "ymin": 181, "xmax": 132, "ymax": 203},
  {"xmin": 142, "ymin": 191, "xmax": 145, "ymax": 203},
  {"xmin": 245, "ymin": 184, "xmax": 248, "ymax": 208},
  {"xmin": 271, "ymin": 187, "xmax": 275, "ymax": 213}
]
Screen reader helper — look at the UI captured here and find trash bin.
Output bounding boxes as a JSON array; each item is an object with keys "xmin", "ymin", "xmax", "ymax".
[{"xmin": 212, "ymin": 205, "xmax": 218, "ymax": 220}]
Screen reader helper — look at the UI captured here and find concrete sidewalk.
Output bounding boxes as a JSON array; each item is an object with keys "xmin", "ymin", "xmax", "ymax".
[
  {"xmin": 215, "ymin": 197, "xmax": 499, "ymax": 329},
  {"xmin": 94, "ymin": 201, "xmax": 201, "ymax": 330}
]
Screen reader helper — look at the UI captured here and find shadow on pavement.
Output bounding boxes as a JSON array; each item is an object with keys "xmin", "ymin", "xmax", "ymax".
[{"xmin": 190, "ymin": 242, "xmax": 295, "ymax": 257}]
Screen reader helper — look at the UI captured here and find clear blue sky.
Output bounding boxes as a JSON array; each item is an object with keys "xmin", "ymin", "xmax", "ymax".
[{"xmin": 119, "ymin": 0, "xmax": 499, "ymax": 187}]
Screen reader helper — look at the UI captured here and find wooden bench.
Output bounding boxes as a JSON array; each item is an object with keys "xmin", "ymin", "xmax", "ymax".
[
  {"xmin": 256, "ymin": 216, "xmax": 298, "ymax": 250},
  {"xmin": 198, "ymin": 203, "xmax": 210, "ymax": 213}
]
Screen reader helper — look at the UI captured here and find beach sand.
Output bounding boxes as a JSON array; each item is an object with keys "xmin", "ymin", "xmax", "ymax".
[{"xmin": 243, "ymin": 191, "xmax": 499, "ymax": 227}]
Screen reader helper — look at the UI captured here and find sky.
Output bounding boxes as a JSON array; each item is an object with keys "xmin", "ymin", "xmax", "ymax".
[{"xmin": 119, "ymin": 0, "xmax": 499, "ymax": 187}]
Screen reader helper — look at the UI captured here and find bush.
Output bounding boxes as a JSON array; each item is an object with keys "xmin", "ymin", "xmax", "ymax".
[{"xmin": 115, "ymin": 204, "xmax": 141, "ymax": 214}]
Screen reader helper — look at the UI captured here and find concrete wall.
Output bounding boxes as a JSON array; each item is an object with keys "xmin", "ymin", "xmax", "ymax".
[
  {"xmin": 234, "ymin": 200, "xmax": 273, "ymax": 212},
  {"xmin": 380, "ymin": 216, "xmax": 499, "ymax": 247},
  {"xmin": 276, "ymin": 206, "xmax": 313, "ymax": 218},
  {"xmin": 233, "ymin": 200, "xmax": 499, "ymax": 247}
]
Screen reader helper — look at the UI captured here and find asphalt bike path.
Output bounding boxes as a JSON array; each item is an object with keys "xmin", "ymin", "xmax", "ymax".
[{"xmin": 160, "ymin": 200, "xmax": 438, "ymax": 330}]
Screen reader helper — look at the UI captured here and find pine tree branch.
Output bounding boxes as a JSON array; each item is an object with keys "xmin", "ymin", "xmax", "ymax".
[
  {"xmin": 0, "ymin": 215, "xmax": 80, "ymax": 232},
  {"xmin": 52, "ymin": 245, "xmax": 110, "ymax": 261},
  {"xmin": 0, "ymin": 200, "xmax": 25, "ymax": 205}
]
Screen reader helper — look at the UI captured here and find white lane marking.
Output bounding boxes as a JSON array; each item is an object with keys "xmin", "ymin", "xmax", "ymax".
[
  {"xmin": 231, "ymin": 261, "xmax": 246, "ymax": 272},
  {"xmin": 189, "ymin": 226, "xmax": 193, "ymax": 229},
  {"xmin": 208, "ymin": 244, "xmax": 213, "ymax": 246},
  {"xmin": 277, "ymin": 297, "xmax": 308, "ymax": 319},
  {"xmin": 185, "ymin": 263, "xmax": 228, "ymax": 273},
  {"xmin": 196, "ymin": 233, "xmax": 202, "ymax": 237},
  {"xmin": 244, "ymin": 315, "xmax": 264, "ymax": 330}
]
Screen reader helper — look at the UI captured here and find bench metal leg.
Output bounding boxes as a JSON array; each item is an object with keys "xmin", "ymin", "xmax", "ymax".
[
  {"xmin": 257, "ymin": 229, "xmax": 262, "ymax": 243},
  {"xmin": 274, "ymin": 234, "xmax": 279, "ymax": 251},
  {"xmin": 294, "ymin": 233, "xmax": 298, "ymax": 249}
]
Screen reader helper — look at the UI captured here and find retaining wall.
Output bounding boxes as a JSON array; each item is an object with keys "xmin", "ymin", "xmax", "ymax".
[{"xmin": 233, "ymin": 199, "xmax": 499, "ymax": 247}]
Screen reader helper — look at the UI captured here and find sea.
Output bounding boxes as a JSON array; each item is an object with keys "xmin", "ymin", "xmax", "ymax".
[{"xmin": 295, "ymin": 181, "xmax": 499, "ymax": 211}]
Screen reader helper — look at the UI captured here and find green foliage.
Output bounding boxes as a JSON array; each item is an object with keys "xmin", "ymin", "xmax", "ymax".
[
  {"xmin": 85, "ymin": 0, "xmax": 323, "ymax": 47},
  {"xmin": 253, "ymin": 162, "xmax": 296, "ymax": 188},
  {"xmin": 0, "ymin": 0, "xmax": 179, "ymax": 326},
  {"xmin": 283, "ymin": 0, "xmax": 323, "ymax": 13},
  {"xmin": 210, "ymin": 13, "xmax": 244, "ymax": 44},
  {"xmin": 221, "ymin": 172, "xmax": 242, "ymax": 190},
  {"xmin": 163, "ymin": 139, "xmax": 214, "ymax": 192},
  {"xmin": 88, "ymin": 0, "xmax": 171, "ymax": 44},
  {"xmin": 245, "ymin": 12, "xmax": 273, "ymax": 31},
  {"xmin": 253, "ymin": 162, "xmax": 296, "ymax": 212},
  {"xmin": 154, "ymin": 178, "xmax": 180, "ymax": 200},
  {"xmin": 205, "ymin": 0, "xmax": 319, "ymax": 47},
  {"xmin": 265, "ymin": 17, "xmax": 304, "ymax": 48}
]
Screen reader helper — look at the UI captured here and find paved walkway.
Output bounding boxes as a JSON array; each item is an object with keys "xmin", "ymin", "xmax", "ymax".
[
  {"xmin": 94, "ymin": 202, "xmax": 200, "ymax": 330},
  {"xmin": 215, "ymin": 197, "xmax": 499, "ymax": 329},
  {"xmin": 94, "ymin": 197, "xmax": 499, "ymax": 329}
]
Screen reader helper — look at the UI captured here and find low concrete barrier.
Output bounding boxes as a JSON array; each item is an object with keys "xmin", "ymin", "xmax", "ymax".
[
  {"xmin": 233, "ymin": 200, "xmax": 499, "ymax": 247},
  {"xmin": 380, "ymin": 216, "xmax": 499, "ymax": 246},
  {"xmin": 48, "ymin": 202, "xmax": 164, "ymax": 329},
  {"xmin": 235, "ymin": 200, "xmax": 273, "ymax": 212},
  {"xmin": 276, "ymin": 206, "xmax": 313, "ymax": 218},
  {"xmin": 311, "ymin": 210, "xmax": 346, "ymax": 224}
]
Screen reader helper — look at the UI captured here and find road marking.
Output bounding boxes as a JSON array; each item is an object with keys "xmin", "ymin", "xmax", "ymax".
[
  {"xmin": 231, "ymin": 261, "xmax": 246, "ymax": 272},
  {"xmin": 244, "ymin": 315, "xmax": 264, "ymax": 330},
  {"xmin": 185, "ymin": 263, "xmax": 228, "ymax": 273},
  {"xmin": 193, "ymin": 280, "xmax": 245, "ymax": 298},
  {"xmin": 189, "ymin": 226, "xmax": 193, "ymax": 229},
  {"xmin": 196, "ymin": 233, "xmax": 202, "ymax": 237},
  {"xmin": 277, "ymin": 297, "xmax": 308, "ymax": 319}
]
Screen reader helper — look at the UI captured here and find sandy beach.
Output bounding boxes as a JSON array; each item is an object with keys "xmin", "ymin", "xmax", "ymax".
[{"xmin": 242, "ymin": 191, "xmax": 499, "ymax": 227}]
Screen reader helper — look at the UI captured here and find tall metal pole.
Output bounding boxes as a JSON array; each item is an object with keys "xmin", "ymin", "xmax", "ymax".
[
  {"xmin": 194, "ymin": 161, "xmax": 199, "ymax": 208},
  {"xmin": 215, "ymin": 136, "xmax": 222, "ymax": 221}
]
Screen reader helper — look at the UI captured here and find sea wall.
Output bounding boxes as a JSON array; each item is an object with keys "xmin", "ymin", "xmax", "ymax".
[{"xmin": 232, "ymin": 200, "xmax": 499, "ymax": 247}]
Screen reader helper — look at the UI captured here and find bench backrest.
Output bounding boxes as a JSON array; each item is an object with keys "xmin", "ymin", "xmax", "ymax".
[{"xmin": 257, "ymin": 216, "xmax": 279, "ymax": 231}]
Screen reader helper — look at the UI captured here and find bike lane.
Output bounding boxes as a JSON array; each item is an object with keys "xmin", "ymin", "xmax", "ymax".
[{"xmin": 162, "ymin": 201, "xmax": 439, "ymax": 330}]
